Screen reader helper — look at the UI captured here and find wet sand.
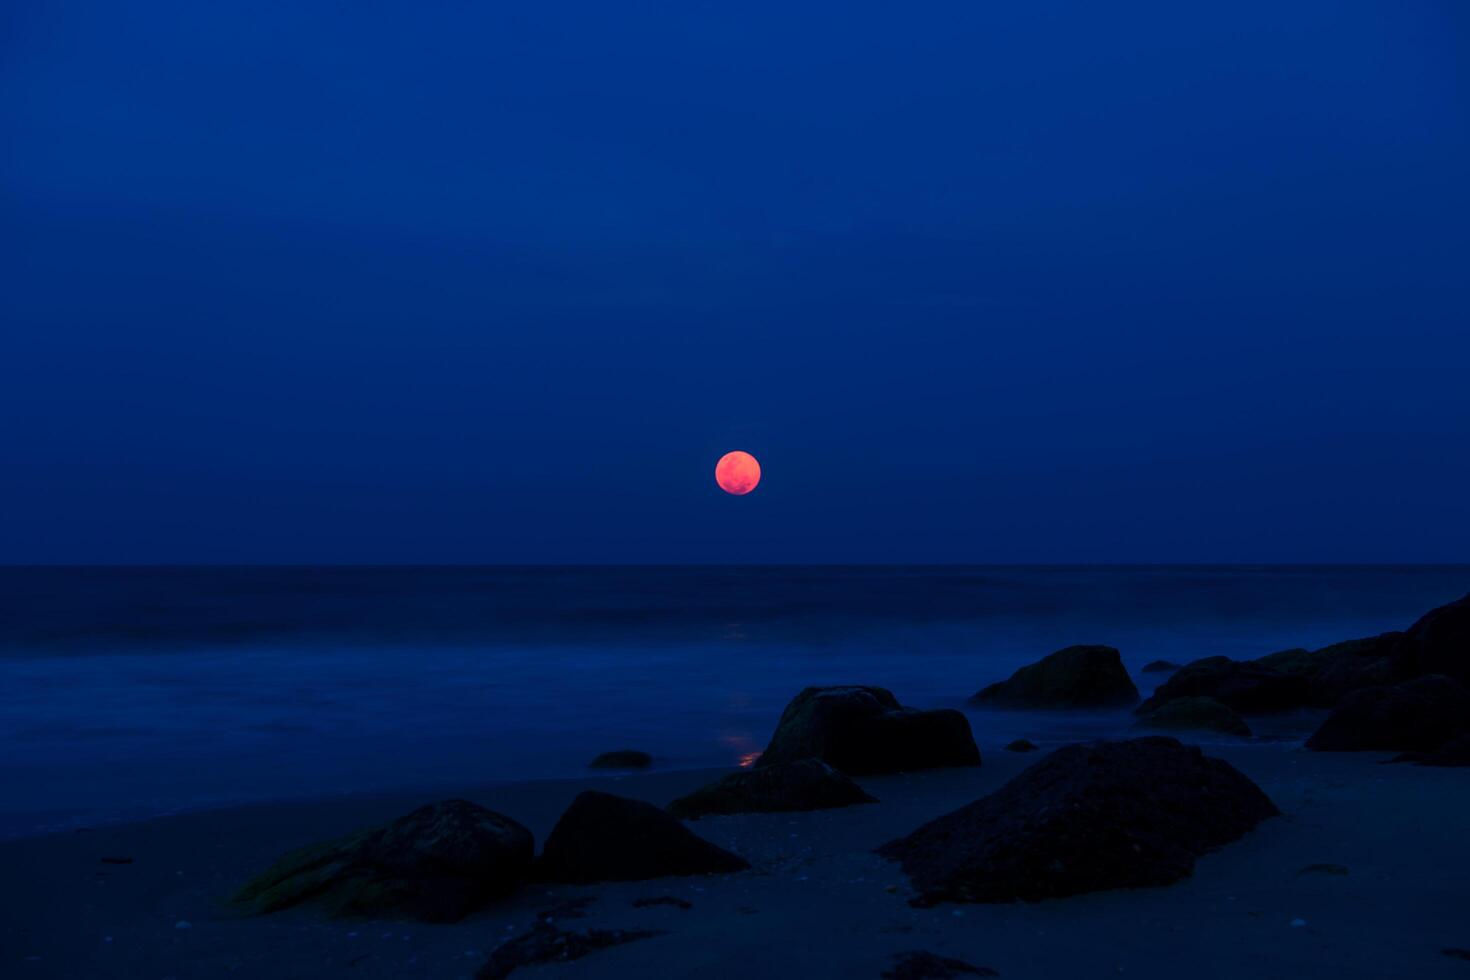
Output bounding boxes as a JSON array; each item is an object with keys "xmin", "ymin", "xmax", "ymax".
[{"xmin": 3, "ymin": 742, "xmax": 1468, "ymax": 979}]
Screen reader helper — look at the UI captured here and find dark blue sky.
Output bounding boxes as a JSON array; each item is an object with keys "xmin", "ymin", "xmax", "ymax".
[{"xmin": 2, "ymin": 1, "xmax": 1467, "ymax": 563}]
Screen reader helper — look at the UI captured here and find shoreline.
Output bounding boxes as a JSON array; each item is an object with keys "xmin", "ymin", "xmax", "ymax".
[
  {"xmin": 0, "ymin": 703, "xmax": 1325, "ymax": 845},
  {"xmin": 6, "ymin": 740, "xmax": 1469, "ymax": 978}
]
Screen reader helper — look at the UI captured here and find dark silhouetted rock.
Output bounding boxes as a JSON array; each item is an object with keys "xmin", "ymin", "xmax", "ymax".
[
  {"xmin": 667, "ymin": 759, "xmax": 876, "ymax": 819},
  {"xmin": 1306, "ymin": 675, "xmax": 1470, "ymax": 752},
  {"xmin": 1394, "ymin": 593, "xmax": 1470, "ymax": 687},
  {"xmin": 1253, "ymin": 633, "xmax": 1402, "ymax": 708},
  {"xmin": 538, "ymin": 791, "xmax": 749, "ymax": 883},
  {"xmin": 1253, "ymin": 648, "xmax": 1323, "ymax": 676},
  {"xmin": 757, "ymin": 686, "xmax": 981, "ymax": 776},
  {"xmin": 1142, "ymin": 660, "xmax": 1181, "ymax": 673},
  {"xmin": 877, "ymin": 737, "xmax": 1277, "ymax": 905},
  {"xmin": 883, "ymin": 950, "xmax": 999, "ymax": 979},
  {"xmin": 970, "ymin": 645, "xmax": 1138, "ymax": 709},
  {"xmin": 1304, "ymin": 633, "xmax": 1400, "ymax": 707},
  {"xmin": 1003, "ymin": 739, "xmax": 1037, "ymax": 752},
  {"xmin": 1420, "ymin": 734, "xmax": 1470, "ymax": 767},
  {"xmin": 1135, "ymin": 656, "xmax": 1309, "ymax": 715},
  {"xmin": 477, "ymin": 922, "xmax": 662, "ymax": 980},
  {"xmin": 1133, "ymin": 697, "xmax": 1251, "ymax": 737},
  {"xmin": 589, "ymin": 750, "xmax": 652, "ymax": 770},
  {"xmin": 234, "ymin": 799, "xmax": 534, "ymax": 922},
  {"xmin": 631, "ymin": 895, "xmax": 692, "ymax": 909}
]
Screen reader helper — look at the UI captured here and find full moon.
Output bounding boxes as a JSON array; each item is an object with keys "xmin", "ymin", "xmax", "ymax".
[{"xmin": 715, "ymin": 451, "xmax": 761, "ymax": 495}]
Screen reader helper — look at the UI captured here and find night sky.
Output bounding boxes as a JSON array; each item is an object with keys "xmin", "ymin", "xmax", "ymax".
[{"xmin": 2, "ymin": 2, "xmax": 1467, "ymax": 563}]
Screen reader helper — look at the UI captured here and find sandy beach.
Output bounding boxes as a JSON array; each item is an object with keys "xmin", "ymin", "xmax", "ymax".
[{"xmin": 5, "ymin": 738, "xmax": 1468, "ymax": 980}]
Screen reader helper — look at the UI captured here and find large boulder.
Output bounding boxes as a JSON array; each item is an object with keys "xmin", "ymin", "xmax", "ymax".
[
  {"xmin": 1306, "ymin": 675, "xmax": 1470, "ymax": 752},
  {"xmin": 757, "ymin": 686, "xmax": 980, "ymax": 775},
  {"xmin": 537, "ymin": 791, "xmax": 749, "ymax": 883},
  {"xmin": 1132, "ymin": 696, "xmax": 1251, "ymax": 737},
  {"xmin": 667, "ymin": 759, "xmax": 876, "ymax": 819},
  {"xmin": 877, "ymin": 737, "xmax": 1277, "ymax": 905},
  {"xmin": 1251, "ymin": 633, "xmax": 1401, "ymax": 708},
  {"xmin": 1135, "ymin": 656, "xmax": 1309, "ymax": 715},
  {"xmin": 234, "ymin": 799, "xmax": 534, "ymax": 922},
  {"xmin": 1303, "ymin": 633, "xmax": 1400, "ymax": 707},
  {"xmin": 969, "ymin": 645, "xmax": 1138, "ymax": 709},
  {"xmin": 1393, "ymin": 593, "xmax": 1470, "ymax": 687}
]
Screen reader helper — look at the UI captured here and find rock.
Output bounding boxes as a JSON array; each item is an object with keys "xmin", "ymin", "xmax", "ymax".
[
  {"xmin": 1142, "ymin": 660, "xmax": 1181, "ymax": 673},
  {"xmin": 1443, "ymin": 948, "xmax": 1470, "ymax": 962},
  {"xmin": 1003, "ymin": 739, "xmax": 1037, "ymax": 752},
  {"xmin": 588, "ymin": 750, "xmax": 652, "ymax": 770},
  {"xmin": 1132, "ymin": 697, "xmax": 1251, "ymax": 736},
  {"xmin": 877, "ymin": 737, "xmax": 1278, "ymax": 905},
  {"xmin": 1305, "ymin": 634, "xmax": 1400, "ymax": 707},
  {"xmin": 233, "ymin": 799, "xmax": 534, "ymax": 922},
  {"xmin": 667, "ymin": 759, "xmax": 876, "ymax": 819},
  {"xmin": 1252, "ymin": 648, "xmax": 1323, "ymax": 676},
  {"xmin": 1306, "ymin": 675, "xmax": 1470, "ymax": 752},
  {"xmin": 1419, "ymin": 733, "xmax": 1470, "ymax": 767},
  {"xmin": 1246, "ymin": 635, "xmax": 1400, "ymax": 708},
  {"xmin": 1298, "ymin": 863, "xmax": 1349, "ymax": 876},
  {"xmin": 477, "ymin": 922, "xmax": 663, "ymax": 980},
  {"xmin": 970, "ymin": 645, "xmax": 1138, "ymax": 709},
  {"xmin": 1393, "ymin": 593, "xmax": 1470, "ymax": 687},
  {"xmin": 631, "ymin": 895, "xmax": 692, "ymax": 909},
  {"xmin": 1135, "ymin": 657, "xmax": 1309, "ymax": 715},
  {"xmin": 757, "ymin": 686, "xmax": 981, "ymax": 775},
  {"xmin": 538, "ymin": 791, "xmax": 749, "ymax": 883},
  {"xmin": 883, "ymin": 950, "xmax": 999, "ymax": 978}
]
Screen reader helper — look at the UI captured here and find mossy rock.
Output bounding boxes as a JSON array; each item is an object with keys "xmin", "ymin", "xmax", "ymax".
[{"xmin": 234, "ymin": 799, "xmax": 533, "ymax": 922}]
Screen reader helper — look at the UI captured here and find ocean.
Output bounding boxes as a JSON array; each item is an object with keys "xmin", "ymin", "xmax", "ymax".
[{"xmin": 2, "ymin": 565, "xmax": 1466, "ymax": 839}]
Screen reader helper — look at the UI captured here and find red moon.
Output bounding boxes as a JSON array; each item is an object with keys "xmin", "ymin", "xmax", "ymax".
[{"xmin": 715, "ymin": 451, "xmax": 761, "ymax": 495}]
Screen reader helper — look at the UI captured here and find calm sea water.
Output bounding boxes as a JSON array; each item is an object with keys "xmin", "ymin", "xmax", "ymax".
[{"xmin": 2, "ymin": 565, "xmax": 1467, "ymax": 839}]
